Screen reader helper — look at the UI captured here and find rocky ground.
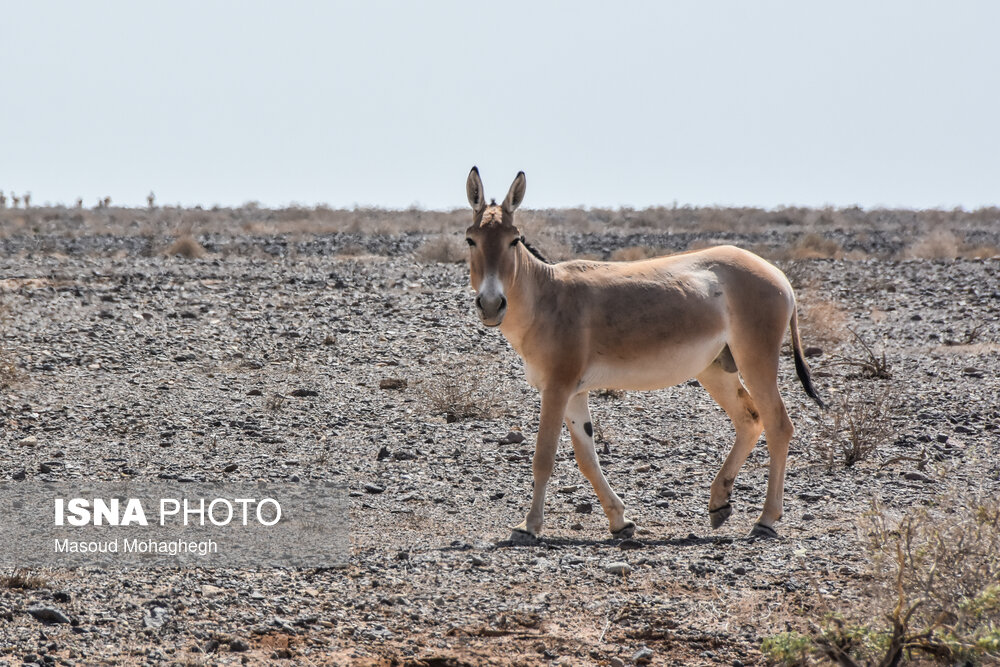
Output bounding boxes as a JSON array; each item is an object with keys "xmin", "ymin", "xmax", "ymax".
[{"xmin": 0, "ymin": 209, "xmax": 998, "ymax": 666}]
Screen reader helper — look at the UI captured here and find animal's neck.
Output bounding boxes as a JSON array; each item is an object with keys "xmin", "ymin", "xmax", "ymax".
[{"xmin": 499, "ymin": 243, "xmax": 554, "ymax": 351}]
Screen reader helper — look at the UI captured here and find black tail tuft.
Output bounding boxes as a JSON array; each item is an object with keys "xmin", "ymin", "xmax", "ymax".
[{"xmin": 793, "ymin": 346, "xmax": 825, "ymax": 409}]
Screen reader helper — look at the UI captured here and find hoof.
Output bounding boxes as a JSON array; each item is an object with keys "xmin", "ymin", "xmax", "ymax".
[
  {"xmin": 709, "ymin": 502, "xmax": 732, "ymax": 529},
  {"xmin": 508, "ymin": 528, "xmax": 539, "ymax": 545},
  {"xmin": 748, "ymin": 522, "xmax": 779, "ymax": 540},
  {"xmin": 610, "ymin": 520, "xmax": 636, "ymax": 540}
]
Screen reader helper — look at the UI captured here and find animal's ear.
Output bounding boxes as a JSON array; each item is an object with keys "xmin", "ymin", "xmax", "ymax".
[
  {"xmin": 466, "ymin": 166, "xmax": 486, "ymax": 214},
  {"xmin": 502, "ymin": 171, "xmax": 526, "ymax": 214}
]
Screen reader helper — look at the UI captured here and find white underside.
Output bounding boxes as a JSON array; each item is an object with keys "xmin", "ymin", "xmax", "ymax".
[{"xmin": 524, "ymin": 333, "xmax": 728, "ymax": 393}]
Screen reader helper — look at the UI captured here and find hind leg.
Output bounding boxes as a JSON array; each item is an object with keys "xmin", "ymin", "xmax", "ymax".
[
  {"xmin": 729, "ymin": 353, "xmax": 794, "ymax": 537},
  {"xmin": 697, "ymin": 363, "xmax": 764, "ymax": 529}
]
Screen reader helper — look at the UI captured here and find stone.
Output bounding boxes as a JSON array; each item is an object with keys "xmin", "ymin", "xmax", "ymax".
[
  {"xmin": 27, "ymin": 607, "xmax": 71, "ymax": 624},
  {"xmin": 379, "ymin": 378, "xmax": 407, "ymax": 390},
  {"xmin": 632, "ymin": 647, "xmax": 654, "ymax": 664},
  {"xmin": 603, "ymin": 562, "xmax": 631, "ymax": 576}
]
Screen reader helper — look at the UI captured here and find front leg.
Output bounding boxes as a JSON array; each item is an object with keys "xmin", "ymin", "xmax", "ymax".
[
  {"xmin": 564, "ymin": 392, "xmax": 634, "ymax": 537},
  {"xmin": 512, "ymin": 388, "xmax": 570, "ymax": 539}
]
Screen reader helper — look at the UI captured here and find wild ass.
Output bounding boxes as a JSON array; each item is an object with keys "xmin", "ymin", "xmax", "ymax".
[{"xmin": 464, "ymin": 167, "xmax": 824, "ymax": 541}]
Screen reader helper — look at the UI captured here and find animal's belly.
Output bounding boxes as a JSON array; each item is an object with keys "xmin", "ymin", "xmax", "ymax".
[{"xmin": 578, "ymin": 336, "xmax": 725, "ymax": 392}]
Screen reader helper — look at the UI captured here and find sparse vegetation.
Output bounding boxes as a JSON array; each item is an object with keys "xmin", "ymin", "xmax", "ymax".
[
  {"xmin": 816, "ymin": 386, "xmax": 895, "ymax": 468},
  {"xmin": 905, "ymin": 228, "xmax": 1000, "ymax": 260},
  {"xmin": 421, "ymin": 360, "xmax": 513, "ymax": 422},
  {"xmin": 165, "ymin": 234, "xmax": 206, "ymax": 259},
  {"xmin": 0, "ymin": 568, "xmax": 47, "ymax": 590},
  {"xmin": 823, "ymin": 328, "xmax": 891, "ymax": 379},
  {"xmin": 784, "ymin": 233, "xmax": 844, "ymax": 260},
  {"xmin": 415, "ymin": 234, "xmax": 466, "ymax": 264},
  {"xmin": 764, "ymin": 488, "xmax": 1000, "ymax": 666},
  {"xmin": 0, "ymin": 297, "xmax": 21, "ymax": 390},
  {"xmin": 800, "ymin": 299, "xmax": 850, "ymax": 348}
]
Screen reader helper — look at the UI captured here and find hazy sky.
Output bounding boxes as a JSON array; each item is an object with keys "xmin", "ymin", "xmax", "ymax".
[{"xmin": 2, "ymin": 2, "xmax": 998, "ymax": 210}]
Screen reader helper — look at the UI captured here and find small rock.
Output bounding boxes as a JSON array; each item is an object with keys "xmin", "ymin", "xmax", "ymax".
[
  {"xmin": 558, "ymin": 485, "xmax": 579, "ymax": 494},
  {"xmin": 322, "ymin": 334, "xmax": 337, "ymax": 346},
  {"xmin": 143, "ymin": 606, "xmax": 169, "ymax": 629},
  {"xmin": 603, "ymin": 561, "xmax": 632, "ymax": 576},
  {"xmin": 19, "ymin": 435, "xmax": 38, "ymax": 447},
  {"xmin": 470, "ymin": 555, "xmax": 487, "ymax": 566},
  {"xmin": 619, "ymin": 539, "xmax": 644, "ymax": 551},
  {"xmin": 804, "ymin": 346, "xmax": 823, "ymax": 358},
  {"xmin": 27, "ymin": 607, "xmax": 71, "ymax": 624},
  {"xmin": 935, "ymin": 433, "xmax": 949, "ymax": 443},
  {"xmin": 570, "ymin": 522, "xmax": 584, "ymax": 530},
  {"xmin": 38, "ymin": 463, "xmax": 53, "ymax": 474},
  {"xmin": 574, "ymin": 502, "xmax": 593, "ymax": 514},
  {"xmin": 12, "ymin": 469, "xmax": 26, "ymax": 481},
  {"xmin": 229, "ymin": 639, "xmax": 250, "ymax": 652},
  {"xmin": 364, "ymin": 483, "xmax": 385, "ymax": 494},
  {"xmin": 376, "ymin": 445, "xmax": 391, "ymax": 461},
  {"xmin": 632, "ymin": 647, "xmax": 654, "ymax": 664},
  {"xmin": 634, "ymin": 464, "xmax": 651, "ymax": 473},
  {"xmin": 962, "ymin": 367, "xmax": 984, "ymax": 378},
  {"xmin": 733, "ymin": 566, "xmax": 747, "ymax": 575},
  {"xmin": 903, "ymin": 471, "xmax": 933, "ymax": 483},
  {"xmin": 223, "ymin": 463, "xmax": 238, "ymax": 473},
  {"xmin": 379, "ymin": 378, "xmax": 407, "ymax": 390},
  {"xmin": 247, "ymin": 389, "xmax": 263, "ymax": 396},
  {"xmin": 498, "ymin": 430, "xmax": 525, "ymax": 444},
  {"xmin": 394, "ymin": 449, "xmax": 418, "ymax": 461},
  {"xmin": 201, "ymin": 585, "xmax": 225, "ymax": 596},
  {"xmin": 609, "ymin": 658, "xmax": 625, "ymax": 667},
  {"xmin": 289, "ymin": 388, "xmax": 318, "ymax": 397}
]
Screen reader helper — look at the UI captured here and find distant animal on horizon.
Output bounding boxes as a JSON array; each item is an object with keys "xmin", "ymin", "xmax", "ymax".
[{"xmin": 462, "ymin": 167, "xmax": 824, "ymax": 542}]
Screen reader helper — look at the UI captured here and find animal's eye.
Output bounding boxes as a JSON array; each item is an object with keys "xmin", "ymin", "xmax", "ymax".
[
  {"xmin": 466, "ymin": 238, "xmax": 476, "ymax": 247},
  {"xmin": 510, "ymin": 238, "xmax": 520, "ymax": 248}
]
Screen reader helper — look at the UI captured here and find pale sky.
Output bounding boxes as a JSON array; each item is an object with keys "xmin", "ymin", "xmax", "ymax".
[{"xmin": 2, "ymin": 1, "xmax": 998, "ymax": 210}]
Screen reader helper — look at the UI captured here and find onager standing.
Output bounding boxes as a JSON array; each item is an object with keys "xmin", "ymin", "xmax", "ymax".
[{"xmin": 463, "ymin": 167, "xmax": 823, "ymax": 541}]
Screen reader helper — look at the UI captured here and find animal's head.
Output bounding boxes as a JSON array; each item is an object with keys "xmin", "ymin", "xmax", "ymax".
[{"xmin": 465, "ymin": 167, "xmax": 526, "ymax": 327}]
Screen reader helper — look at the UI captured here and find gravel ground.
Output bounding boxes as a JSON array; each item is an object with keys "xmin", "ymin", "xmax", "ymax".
[{"xmin": 1, "ymin": 216, "xmax": 998, "ymax": 666}]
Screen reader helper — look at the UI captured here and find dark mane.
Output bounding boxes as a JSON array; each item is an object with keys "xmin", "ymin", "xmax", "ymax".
[{"xmin": 519, "ymin": 236, "xmax": 551, "ymax": 264}]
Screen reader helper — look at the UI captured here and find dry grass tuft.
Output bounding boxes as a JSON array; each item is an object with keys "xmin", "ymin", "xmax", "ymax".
[
  {"xmin": 905, "ymin": 228, "xmax": 1000, "ymax": 260},
  {"xmin": 421, "ymin": 359, "xmax": 514, "ymax": 423},
  {"xmin": 0, "ymin": 568, "xmax": 47, "ymax": 590},
  {"xmin": 165, "ymin": 234, "xmax": 206, "ymax": 259},
  {"xmin": 0, "ymin": 298, "xmax": 21, "ymax": 390},
  {"xmin": 815, "ymin": 385, "xmax": 894, "ymax": 467},
  {"xmin": 785, "ymin": 233, "xmax": 843, "ymax": 260},
  {"xmin": 415, "ymin": 235, "xmax": 467, "ymax": 264},
  {"xmin": 799, "ymin": 299, "xmax": 849, "ymax": 347}
]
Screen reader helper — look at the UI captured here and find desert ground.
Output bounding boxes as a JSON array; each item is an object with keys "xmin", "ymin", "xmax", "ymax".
[{"xmin": 1, "ymin": 204, "xmax": 998, "ymax": 666}]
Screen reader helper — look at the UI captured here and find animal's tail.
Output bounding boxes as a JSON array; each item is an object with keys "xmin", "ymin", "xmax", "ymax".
[{"xmin": 790, "ymin": 307, "xmax": 825, "ymax": 408}]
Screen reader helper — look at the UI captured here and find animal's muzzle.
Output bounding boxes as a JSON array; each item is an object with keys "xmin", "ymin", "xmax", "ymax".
[{"xmin": 475, "ymin": 293, "xmax": 507, "ymax": 325}]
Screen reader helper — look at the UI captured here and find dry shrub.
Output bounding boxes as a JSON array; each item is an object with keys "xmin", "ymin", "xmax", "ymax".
[
  {"xmin": 765, "ymin": 488, "xmax": 1000, "ymax": 665},
  {"xmin": 165, "ymin": 234, "xmax": 205, "ymax": 259},
  {"xmin": 0, "ymin": 568, "xmax": 47, "ymax": 589},
  {"xmin": 815, "ymin": 385, "xmax": 894, "ymax": 467},
  {"xmin": 421, "ymin": 359, "xmax": 514, "ymax": 423},
  {"xmin": 0, "ymin": 298, "xmax": 21, "ymax": 390},
  {"xmin": 785, "ymin": 233, "xmax": 843, "ymax": 260},
  {"xmin": 904, "ymin": 228, "xmax": 1000, "ymax": 260},
  {"xmin": 415, "ymin": 235, "xmax": 466, "ymax": 264},
  {"xmin": 906, "ymin": 228, "xmax": 962, "ymax": 259},
  {"xmin": 799, "ymin": 299, "xmax": 849, "ymax": 347},
  {"xmin": 823, "ymin": 328, "xmax": 891, "ymax": 379}
]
